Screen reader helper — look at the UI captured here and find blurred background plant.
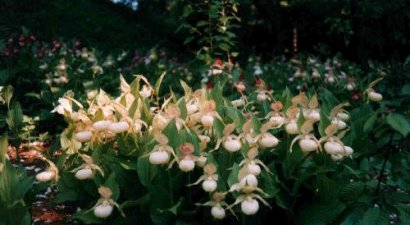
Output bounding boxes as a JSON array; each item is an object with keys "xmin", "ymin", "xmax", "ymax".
[
  {"xmin": 0, "ymin": 136, "xmax": 34, "ymax": 225},
  {"xmin": 0, "ymin": 87, "xmax": 47, "ymax": 225}
]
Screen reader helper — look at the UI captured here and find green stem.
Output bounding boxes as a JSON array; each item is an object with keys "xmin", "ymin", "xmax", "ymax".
[
  {"xmin": 15, "ymin": 146, "xmax": 19, "ymax": 164},
  {"xmin": 12, "ymin": 133, "xmax": 20, "ymax": 165},
  {"xmin": 284, "ymin": 134, "xmax": 290, "ymax": 177},
  {"xmin": 187, "ymin": 172, "xmax": 192, "ymax": 205},
  {"xmin": 226, "ymin": 152, "xmax": 233, "ymax": 178},
  {"xmin": 375, "ymin": 132, "xmax": 394, "ymax": 195},
  {"xmin": 207, "ymin": 1, "xmax": 213, "ymax": 56},
  {"xmin": 168, "ymin": 170, "xmax": 174, "ymax": 203}
]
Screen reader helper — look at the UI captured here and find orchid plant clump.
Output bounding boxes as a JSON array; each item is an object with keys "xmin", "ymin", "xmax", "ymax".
[
  {"xmin": 41, "ymin": 72, "xmax": 366, "ymax": 222},
  {"xmin": 2, "ymin": 29, "xmax": 407, "ymax": 225}
]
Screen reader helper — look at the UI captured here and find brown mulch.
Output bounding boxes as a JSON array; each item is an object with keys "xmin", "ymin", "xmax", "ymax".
[{"xmin": 7, "ymin": 142, "xmax": 79, "ymax": 225}]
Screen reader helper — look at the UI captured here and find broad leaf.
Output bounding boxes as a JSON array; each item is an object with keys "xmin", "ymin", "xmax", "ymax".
[{"xmin": 386, "ymin": 113, "xmax": 410, "ymax": 137}]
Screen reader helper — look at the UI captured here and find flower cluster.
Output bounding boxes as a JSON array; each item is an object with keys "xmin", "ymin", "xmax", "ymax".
[
  {"xmin": 45, "ymin": 74, "xmax": 361, "ymax": 219},
  {"xmin": 245, "ymin": 55, "xmax": 364, "ymax": 94},
  {"xmin": 40, "ymin": 47, "xmax": 110, "ymax": 87}
]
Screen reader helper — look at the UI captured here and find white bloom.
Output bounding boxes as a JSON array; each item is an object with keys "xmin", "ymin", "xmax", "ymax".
[
  {"xmin": 269, "ymin": 115, "xmax": 285, "ymax": 126},
  {"xmin": 51, "ymin": 98, "xmax": 72, "ymax": 114},
  {"xmin": 257, "ymin": 92, "xmax": 268, "ymax": 102},
  {"xmin": 202, "ymin": 178, "xmax": 217, "ymax": 192},
  {"xmin": 223, "ymin": 137, "xmax": 242, "ymax": 152},
  {"xmin": 149, "ymin": 151, "xmax": 170, "ymax": 165},
  {"xmin": 239, "ymin": 174, "xmax": 258, "ymax": 188},
  {"xmin": 247, "ymin": 162, "xmax": 261, "ymax": 176},
  {"xmin": 368, "ymin": 91, "xmax": 383, "ymax": 102},
  {"xmin": 241, "ymin": 198, "xmax": 259, "ymax": 215},
  {"xmin": 285, "ymin": 121, "xmax": 299, "ymax": 135},
  {"xmin": 324, "ymin": 141, "xmax": 344, "ymax": 155},
  {"xmin": 299, "ymin": 138, "xmax": 318, "ymax": 152},
  {"xmin": 140, "ymin": 85, "xmax": 153, "ymax": 98},
  {"xmin": 75, "ymin": 131, "xmax": 93, "ymax": 142},
  {"xmin": 108, "ymin": 122, "xmax": 129, "ymax": 133},
  {"xmin": 259, "ymin": 133, "xmax": 279, "ymax": 148},
  {"xmin": 211, "ymin": 205, "xmax": 225, "ymax": 219},
  {"xmin": 75, "ymin": 168, "xmax": 93, "ymax": 180},
  {"xmin": 93, "ymin": 121, "xmax": 112, "ymax": 131},
  {"xmin": 179, "ymin": 158, "xmax": 195, "ymax": 172},
  {"xmin": 39, "ymin": 63, "xmax": 48, "ymax": 70},
  {"xmin": 196, "ymin": 155, "xmax": 207, "ymax": 167},
  {"xmin": 337, "ymin": 112, "xmax": 349, "ymax": 121},
  {"xmin": 201, "ymin": 114, "xmax": 214, "ymax": 128},
  {"xmin": 254, "ymin": 65, "xmax": 263, "ymax": 75},
  {"xmin": 36, "ymin": 171, "xmax": 56, "ymax": 182},
  {"xmin": 186, "ymin": 103, "xmax": 199, "ymax": 115},
  {"xmin": 231, "ymin": 99, "xmax": 245, "ymax": 107},
  {"xmin": 94, "ymin": 203, "xmax": 113, "ymax": 218}
]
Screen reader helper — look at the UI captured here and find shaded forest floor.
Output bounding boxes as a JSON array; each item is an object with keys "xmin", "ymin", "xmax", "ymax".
[{"xmin": 7, "ymin": 144, "xmax": 78, "ymax": 225}]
